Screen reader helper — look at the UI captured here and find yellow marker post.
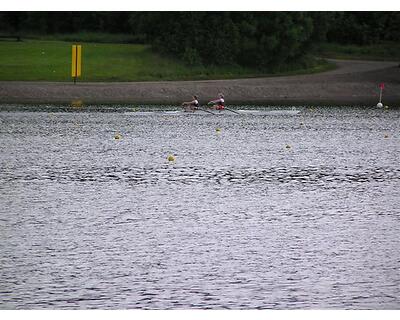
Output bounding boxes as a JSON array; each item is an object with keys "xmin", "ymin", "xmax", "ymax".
[{"xmin": 71, "ymin": 44, "xmax": 82, "ymax": 84}]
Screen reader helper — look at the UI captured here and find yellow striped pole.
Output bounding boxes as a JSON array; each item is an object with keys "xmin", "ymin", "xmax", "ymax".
[{"xmin": 71, "ymin": 44, "xmax": 82, "ymax": 84}]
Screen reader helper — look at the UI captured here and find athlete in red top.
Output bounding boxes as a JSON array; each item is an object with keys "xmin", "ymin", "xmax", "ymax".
[{"xmin": 208, "ymin": 93, "xmax": 225, "ymax": 110}]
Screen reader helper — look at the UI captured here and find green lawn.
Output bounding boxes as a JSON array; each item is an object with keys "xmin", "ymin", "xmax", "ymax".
[
  {"xmin": 0, "ymin": 39, "xmax": 334, "ymax": 82},
  {"xmin": 315, "ymin": 42, "xmax": 400, "ymax": 61}
]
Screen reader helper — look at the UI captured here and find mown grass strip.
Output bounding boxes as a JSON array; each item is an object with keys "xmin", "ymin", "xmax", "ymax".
[{"xmin": 0, "ymin": 39, "xmax": 335, "ymax": 82}]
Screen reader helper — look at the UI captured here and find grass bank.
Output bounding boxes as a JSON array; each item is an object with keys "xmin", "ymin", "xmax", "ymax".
[
  {"xmin": 0, "ymin": 39, "xmax": 334, "ymax": 82},
  {"xmin": 315, "ymin": 42, "xmax": 400, "ymax": 61}
]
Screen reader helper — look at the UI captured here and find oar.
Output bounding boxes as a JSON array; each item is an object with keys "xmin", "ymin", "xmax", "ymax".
[
  {"xmin": 224, "ymin": 107, "xmax": 240, "ymax": 115},
  {"xmin": 207, "ymin": 101, "xmax": 239, "ymax": 115},
  {"xmin": 198, "ymin": 106, "xmax": 216, "ymax": 115}
]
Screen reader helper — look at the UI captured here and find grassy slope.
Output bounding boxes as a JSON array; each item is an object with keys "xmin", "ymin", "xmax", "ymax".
[
  {"xmin": 0, "ymin": 40, "xmax": 334, "ymax": 82},
  {"xmin": 315, "ymin": 42, "xmax": 400, "ymax": 61}
]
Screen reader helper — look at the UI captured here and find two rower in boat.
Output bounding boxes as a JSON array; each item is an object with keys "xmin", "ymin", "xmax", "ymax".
[{"xmin": 181, "ymin": 93, "xmax": 225, "ymax": 112}]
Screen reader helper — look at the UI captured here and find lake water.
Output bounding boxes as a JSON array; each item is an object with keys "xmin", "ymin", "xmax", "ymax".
[{"xmin": 0, "ymin": 105, "xmax": 399, "ymax": 309}]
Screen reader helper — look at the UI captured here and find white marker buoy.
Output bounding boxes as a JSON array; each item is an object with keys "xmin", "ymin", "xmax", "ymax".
[{"xmin": 377, "ymin": 83, "xmax": 385, "ymax": 108}]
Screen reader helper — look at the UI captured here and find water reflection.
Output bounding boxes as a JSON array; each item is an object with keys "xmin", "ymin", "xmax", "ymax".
[{"xmin": 1, "ymin": 164, "xmax": 399, "ymax": 186}]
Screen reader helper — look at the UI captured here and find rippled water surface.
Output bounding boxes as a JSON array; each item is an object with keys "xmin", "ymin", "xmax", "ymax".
[{"xmin": 0, "ymin": 105, "xmax": 399, "ymax": 309}]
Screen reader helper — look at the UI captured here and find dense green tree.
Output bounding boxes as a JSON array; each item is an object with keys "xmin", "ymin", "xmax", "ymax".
[
  {"xmin": 325, "ymin": 12, "xmax": 400, "ymax": 45},
  {"xmin": 0, "ymin": 12, "xmax": 132, "ymax": 34},
  {"xmin": 134, "ymin": 12, "xmax": 316, "ymax": 68},
  {"xmin": 0, "ymin": 12, "xmax": 399, "ymax": 68},
  {"xmin": 383, "ymin": 12, "xmax": 400, "ymax": 41}
]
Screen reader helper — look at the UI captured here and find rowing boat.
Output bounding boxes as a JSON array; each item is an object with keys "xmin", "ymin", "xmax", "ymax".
[{"xmin": 126, "ymin": 109, "xmax": 301, "ymax": 116}]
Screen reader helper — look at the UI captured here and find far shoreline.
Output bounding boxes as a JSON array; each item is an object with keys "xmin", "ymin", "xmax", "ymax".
[{"xmin": 0, "ymin": 59, "xmax": 399, "ymax": 107}]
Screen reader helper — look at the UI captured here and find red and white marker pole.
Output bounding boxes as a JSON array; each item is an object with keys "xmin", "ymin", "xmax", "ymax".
[
  {"xmin": 377, "ymin": 83, "xmax": 384, "ymax": 107},
  {"xmin": 379, "ymin": 83, "xmax": 384, "ymax": 103}
]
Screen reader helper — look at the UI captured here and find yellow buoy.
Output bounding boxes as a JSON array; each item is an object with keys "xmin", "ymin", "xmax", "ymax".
[
  {"xmin": 216, "ymin": 128, "xmax": 221, "ymax": 133},
  {"xmin": 167, "ymin": 154, "xmax": 175, "ymax": 162},
  {"xmin": 114, "ymin": 133, "xmax": 122, "ymax": 140},
  {"xmin": 384, "ymin": 106, "xmax": 389, "ymax": 109},
  {"xmin": 71, "ymin": 100, "xmax": 83, "ymax": 108}
]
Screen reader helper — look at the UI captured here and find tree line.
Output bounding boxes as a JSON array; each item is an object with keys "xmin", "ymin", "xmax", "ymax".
[{"xmin": 1, "ymin": 12, "xmax": 399, "ymax": 68}]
